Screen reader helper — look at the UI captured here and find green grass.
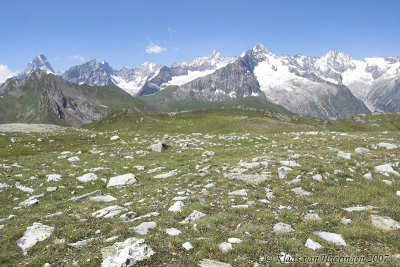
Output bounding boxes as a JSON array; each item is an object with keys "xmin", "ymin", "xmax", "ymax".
[{"xmin": 0, "ymin": 110, "xmax": 399, "ymax": 266}]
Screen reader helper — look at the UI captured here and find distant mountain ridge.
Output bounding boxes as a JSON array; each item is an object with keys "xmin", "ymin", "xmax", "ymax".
[{"xmin": 7, "ymin": 44, "xmax": 400, "ymax": 119}]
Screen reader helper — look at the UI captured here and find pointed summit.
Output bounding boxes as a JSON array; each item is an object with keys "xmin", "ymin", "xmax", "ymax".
[
  {"xmin": 210, "ymin": 50, "xmax": 222, "ymax": 58},
  {"xmin": 252, "ymin": 43, "xmax": 270, "ymax": 54},
  {"xmin": 16, "ymin": 54, "xmax": 54, "ymax": 78}
]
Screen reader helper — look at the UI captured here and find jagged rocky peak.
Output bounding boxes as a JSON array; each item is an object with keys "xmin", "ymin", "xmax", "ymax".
[
  {"xmin": 317, "ymin": 48, "xmax": 355, "ymax": 71},
  {"xmin": 16, "ymin": 54, "xmax": 54, "ymax": 79},
  {"xmin": 252, "ymin": 43, "xmax": 270, "ymax": 55}
]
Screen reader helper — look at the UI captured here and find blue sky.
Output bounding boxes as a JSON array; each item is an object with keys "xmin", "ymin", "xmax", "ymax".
[{"xmin": 1, "ymin": 0, "xmax": 399, "ymax": 75}]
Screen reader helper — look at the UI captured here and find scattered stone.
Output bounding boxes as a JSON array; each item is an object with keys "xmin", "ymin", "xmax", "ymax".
[
  {"xmin": 341, "ymin": 218, "xmax": 352, "ymax": 225},
  {"xmin": 304, "ymin": 213, "xmax": 321, "ymax": 221},
  {"xmin": 273, "ymin": 222, "xmax": 293, "ymax": 234},
  {"xmin": 182, "ymin": 242, "xmax": 193, "ymax": 250},
  {"xmin": 291, "ymin": 187, "xmax": 313, "ymax": 196},
  {"xmin": 166, "ymin": 228, "xmax": 181, "ymax": 236},
  {"xmin": 280, "ymin": 160, "xmax": 301, "ymax": 167},
  {"xmin": 130, "ymin": 212, "xmax": 160, "ymax": 222},
  {"xmin": 46, "ymin": 174, "xmax": 61, "ymax": 182},
  {"xmin": 377, "ymin": 142, "xmax": 398, "ymax": 149},
  {"xmin": 110, "ymin": 135, "xmax": 120, "ymax": 141},
  {"xmin": 374, "ymin": 164, "xmax": 400, "ymax": 176},
  {"xmin": 202, "ymin": 151, "xmax": 215, "ymax": 157},
  {"xmin": 92, "ymin": 206, "xmax": 128, "ymax": 218},
  {"xmin": 180, "ymin": 210, "xmax": 206, "ymax": 224},
  {"xmin": 305, "ymin": 238, "xmax": 322, "ymax": 250},
  {"xmin": 168, "ymin": 201, "xmax": 184, "ymax": 212},
  {"xmin": 278, "ymin": 166, "xmax": 292, "ymax": 179},
  {"xmin": 228, "ymin": 238, "xmax": 242, "ymax": 244},
  {"xmin": 199, "ymin": 259, "xmax": 231, "ymax": 267},
  {"xmin": 363, "ymin": 172, "xmax": 372, "ymax": 179},
  {"xmin": 133, "ymin": 222, "xmax": 157, "ymax": 235},
  {"xmin": 101, "ymin": 237, "xmax": 154, "ymax": 267},
  {"xmin": 15, "ymin": 182, "xmax": 34, "ymax": 194},
  {"xmin": 337, "ymin": 151, "xmax": 351, "ymax": 159},
  {"xmin": 68, "ymin": 238, "xmax": 97, "ymax": 247},
  {"xmin": 397, "ymin": 191, "xmax": 400, "ymax": 197},
  {"xmin": 17, "ymin": 223, "xmax": 54, "ymax": 255},
  {"xmin": 120, "ymin": 212, "xmax": 138, "ymax": 220},
  {"xmin": 218, "ymin": 242, "xmax": 233, "ymax": 252},
  {"xmin": 382, "ymin": 180, "xmax": 393, "ymax": 185},
  {"xmin": 148, "ymin": 142, "xmax": 170, "ymax": 152},
  {"xmin": 146, "ymin": 167, "xmax": 166, "ymax": 174},
  {"xmin": 90, "ymin": 195, "xmax": 117, "ymax": 202},
  {"xmin": 70, "ymin": 190, "xmax": 101, "ymax": 202},
  {"xmin": 20, "ymin": 193, "xmax": 44, "ymax": 207},
  {"xmin": 154, "ymin": 170, "xmax": 177, "ymax": 179},
  {"xmin": 105, "ymin": 236, "xmax": 119, "ymax": 243},
  {"xmin": 76, "ymin": 173, "xmax": 98, "ymax": 183},
  {"xmin": 68, "ymin": 156, "xmax": 80, "ymax": 162},
  {"xmin": 313, "ymin": 231, "xmax": 346, "ymax": 246},
  {"xmin": 228, "ymin": 189, "xmax": 247, "ymax": 196},
  {"xmin": 355, "ymin": 147, "xmax": 370, "ymax": 153},
  {"xmin": 312, "ymin": 174, "xmax": 322, "ymax": 181},
  {"xmin": 371, "ymin": 215, "xmax": 400, "ymax": 230},
  {"xmin": 107, "ymin": 173, "xmax": 137, "ymax": 187},
  {"xmin": 224, "ymin": 173, "xmax": 269, "ymax": 184},
  {"xmin": 47, "ymin": 187, "xmax": 57, "ymax": 192},
  {"xmin": 342, "ymin": 206, "xmax": 376, "ymax": 212}
]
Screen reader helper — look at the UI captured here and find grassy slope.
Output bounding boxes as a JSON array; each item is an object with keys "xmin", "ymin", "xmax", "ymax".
[{"xmin": 0, "ymin": 116, "xmax": 399, "ymax": 266}]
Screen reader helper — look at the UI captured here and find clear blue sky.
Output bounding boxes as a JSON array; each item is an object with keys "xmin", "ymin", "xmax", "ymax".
[{"xmin": 1, "ymin": 0, "xmax": 399, "ymax": 72}]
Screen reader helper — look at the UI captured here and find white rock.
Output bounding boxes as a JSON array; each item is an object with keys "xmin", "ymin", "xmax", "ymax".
[
  {"xmin": 371, "ymin": 215, "xmax": 400, "ymax": 230},
  {"xmin": 68, "ymin": 238, "xmax": 97, "ymax": 247},
  {"xmin": 304, "ymin": 213, "xmax": 321, "ymax": 221},
  {"xmin": 105, "ymin": 236, "xmax": 119, "ymax": 242},
  {"xmin": 291, "ymin": 187, "xmax": 313, "ymax": 196},
  {"xmin": 218, "ymin": 242, "xmax": 233, "ymax": 252},
  {"xmin": 202, "ymin": 151, "xmax": 215, "ymax": 157},
  {"xmin": 46, "ymin": 174, "xmax": 61, "ymax": 182},
  {"xmin": 90, "ymin": 195, "xmax": 117, "ymax": 202},
  {"xmin": 92, "ymin": 206, "xmax": 127, "ymax": 218},
  {"xmin": 355, "ymin": 147, "xmax": 370, "ymax": 153},
  {"xmin": 20, "ymin": 193, "xmax": 44, "ymax": 207},
  {"xmin": 107, "ymin": 173, "xmax": 137, "ymax": 187},
  {"xmin": 228, "ymin": 189, "xmax": 247, "ymax": 196},
  {"xmin": 133, "ymin": 222, "xmax": 157, "ymax": 235},
  {"xmin": 168, "ymin": 201, "xmax": 184, "ymax": 212},
  {"xmin": 313, "ymin": 231, "xmax": 346, "ymax": 246},
  {"xmin": 374, "ymin": 164, "xmax": 400, "ymax": 176},
  {"xmin": 77, "ymin": 173, "xmax": 98, "ymax": 183},
  {"xmin": 110, "ymin": 135, "xmax": 120, "ymax": 141},
  {"xmin": 382, "ymin": 180, "xmax": 393, "ymax": 185},
  {"xmin": 180, "ymin": 210, "xmax": 206, "ymax": 224},
  {"xmin": 280, "ymin": 160, "xmax": 301, "ymax": 167},
  {"xmin": 337, "ymin": 151, "xmax": 351, "ymax": 159},
  {"xmin": 273, "ymin": 222, "xmax": 293, "ymax": 234},
  {"xmin": 47, "ymin": 187, "xmax": 57, "ymax": 192},
  {"xmin": 199, "ymin": 259, "xmax": 231, "ymax": 267},
  {"xmin": 278, "ymin": 166, "xmax": 292, "ymax": 179},
  {"xmin": 101, "ymin": 237, "xmax": 154, "ymax": 267},
  {"xmin": 232, "ymin": 204, "xmax": 248, "ymax": 208},
  {"xmin": 148, "ymin": 142, "xmax": 170, "ymax": 152},
  {"xmin": 228, "ymin": 238, "xmax": 242, "ymax": 244},
  {"xmin": 396, "ymin": 191, "xmax": 400, "ymax": 197},
  {"xmin": 68, "ymin": 156, "xmax": 80, "ymax": 162},
  {"xmin": 305, "ymin": 238, "xmax": 322, "ymax": 250},
  {"xmin": 342, "ymin": 205, "xmax": 376, "ymax": 212},
  {"xmin": 17, "ymin": 223, "xmax": 54, "ymax": 255},
  {"xmin": 312, "ymin": 174, "xmax": 322, "ymax": 181},
  {"xmin": 377, "ymin": 142, "xmax": 398, "ymax": 149},
  {"xmin": 341, "ymin": 218, "xmax": 352, "ymax": 225},
  {"xmin": 153, "ymin": 170, "xmax": 177, "ymax": 179},
  {"xmin": 182, "ymin": 242, "xmax": 193, "ymax": 250},
  {"xmin": 15, "ymin": 182, "xmax": 34, "ymax": 194},
  {"xmin": 363, "ymin": 172, "xmax": 372, "ymax": 179},
  {"xmin": 166, "ymin": 228, "xmax": 181, "ymax": 236}
]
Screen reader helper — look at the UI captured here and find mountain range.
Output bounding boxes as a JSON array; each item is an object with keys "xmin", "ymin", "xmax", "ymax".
[{"xmin": 1, "ymin": 43, "xmax": 399, "ymax": 125}]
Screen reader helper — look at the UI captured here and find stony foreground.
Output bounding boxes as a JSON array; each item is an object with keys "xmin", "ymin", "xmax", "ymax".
[{"xmin": 0, "ymin": 128, "xmax": 399, "ymax": 266}]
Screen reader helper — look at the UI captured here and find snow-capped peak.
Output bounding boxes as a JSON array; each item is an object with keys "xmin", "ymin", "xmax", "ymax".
[
  {"xmin": 15, "ymin": 54, "xmax": 54, "ymax": 79},
  {"xmin": 252, "ymin": 43, "xmax": 269, "ymax": 55}
]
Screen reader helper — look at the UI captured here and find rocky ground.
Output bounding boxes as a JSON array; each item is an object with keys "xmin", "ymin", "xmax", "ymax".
[{"xmin": 0, "ymin": 120, "xmax": 399, "ymax": 266}]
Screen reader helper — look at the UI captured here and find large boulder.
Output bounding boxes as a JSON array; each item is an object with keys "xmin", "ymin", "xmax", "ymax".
[
  {"xmin": 107, "ymin": 173, "xmax": 137, "ymax": 188},
  {"xmin": 148, "ymin": 142, "xmax": 170, "ymax": 152},
  {"xmin": 17, "ymin": 223, "xmax": 54, "ymax": 255},
  {"xmin": 101, "ymin": 237, "xmax": 154, "ymax": 267}
]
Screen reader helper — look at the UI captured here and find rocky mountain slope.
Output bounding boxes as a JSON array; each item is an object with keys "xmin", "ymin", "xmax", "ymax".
[{"xmin": 0, "ymin": 71, "xmax": 143, "ymax": 126}]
